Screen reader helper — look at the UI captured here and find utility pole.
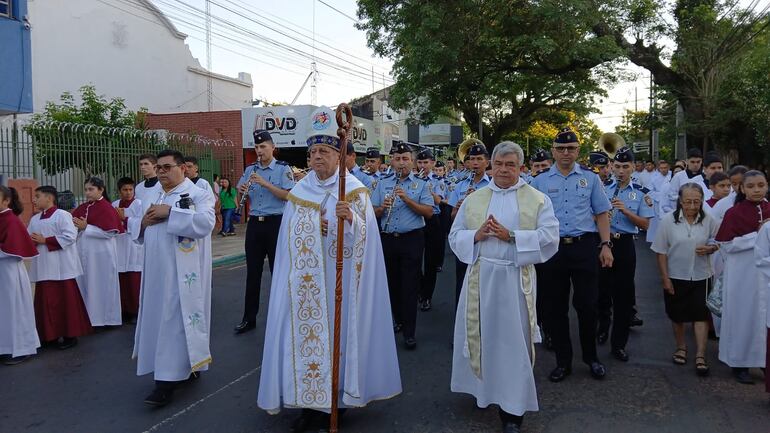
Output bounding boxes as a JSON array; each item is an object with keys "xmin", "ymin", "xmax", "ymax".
[
  {"xmin": 648, "ymin": 73, "xmax": 655, "ymax": 160},
  {"xmin": 205, "ymin": 0, "xmax": 213, "ymax": 111},
  {"xmin": 311, "ymin": 0, "xmax": 317, "ymax": 105},
  {"xmin": 478, "ymin": 99, "xmax": 483, "ymax": 141}
]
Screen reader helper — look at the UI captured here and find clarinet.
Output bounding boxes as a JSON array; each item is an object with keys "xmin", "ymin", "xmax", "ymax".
[
  {"xmin": 235, "ymin": 155, "xmax": 261, "ymax": 217},
  {"xmin": 382, "ymin": 167, "xmax": 405, "ymax": 232}
]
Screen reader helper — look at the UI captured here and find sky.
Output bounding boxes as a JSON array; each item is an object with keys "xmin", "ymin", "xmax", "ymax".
[{"xmin": 154, "ymin": 0, "xmax": 661, "ymax": 133}]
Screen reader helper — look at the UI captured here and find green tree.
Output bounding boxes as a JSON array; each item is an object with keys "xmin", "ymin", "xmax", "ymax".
[{"xmin": 357, "ymin": 0, "xmax": 620, "ymax": 149}]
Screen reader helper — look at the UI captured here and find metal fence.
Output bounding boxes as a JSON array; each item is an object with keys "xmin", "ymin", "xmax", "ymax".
[{"xmin": 0, "ymin": 120, "xmax": 238, "ymax": 206}]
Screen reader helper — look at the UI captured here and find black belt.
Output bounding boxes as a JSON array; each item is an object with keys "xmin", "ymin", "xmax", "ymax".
[
  {"xmin": 611, "ymin": 233, "xmax": 636, "ymax": 240},
  {"xmin": 559, "ymin": 234, "xmax": 593, "ymax": 245},
  {"xmin": 381, "ymin": 229, "xmax": 421, "ymax": 238},
  {"xmin": 249, "ymin": 214, "xmax": 281, "ymax": 222}
]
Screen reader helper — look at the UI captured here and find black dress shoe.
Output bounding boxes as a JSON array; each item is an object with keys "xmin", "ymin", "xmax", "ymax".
[
  {"xmin": 420, "ymin": 299, "xmax": 432, "ymax": 312},
  {"xmin": 3, "ymin": 355, "xmax": 32, "ymax": 366},
  {"xmin": 548, "ymin": 366, "xmax": 571, "ymax": 382},
  {"xmin": 611, "ymin": 348, "xmax": 629, "ymax": 362},
  {"xmin": 290, "ymin": 409, "xmax": 321, "ymax": 432},
  {"xmin": 57, "ymin": 337, "xmax": 78, "ymax": 350},
  {"xmin": 393, "ymin": 323, "xmax": 403, "ymax": 334},
  {"xmin": 733, "ymin": 368, "xmax": 754, "ymax": 385},
  {"xmin": 589, "ymin": 361, "xmax": 607, "ymax": 379},
  {"xmin": 404, "ymin": 336, "xmax": 417, "ymax": 350},
  {"xmin": 502, "ymin": 422, "xmax": 521, "ymax": 433},
  {"xmin": 234, "ymin": 320, "xmax": 256, "ymax": 334},
  {"xmin": 597, "ymin": 330, "xmax": 609, "ymax": 345},
  {"xmin": 144, "ymin": 383, "xmax": 175, "ymax": 407},
  {"xmin": 630, "ymin": 314, "xmax": 644, "ymax": 327}
]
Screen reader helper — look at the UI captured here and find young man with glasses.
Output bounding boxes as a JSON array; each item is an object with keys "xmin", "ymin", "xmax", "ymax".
[{"xmin": 531, "ymin": 127, "xmax": 614, "ymax": 383}]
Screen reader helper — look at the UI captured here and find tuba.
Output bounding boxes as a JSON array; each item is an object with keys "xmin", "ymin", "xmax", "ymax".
[
  {"xmin": 456, "ymin": 138, "xmax": 484, "ymax": 162},
  {"xmin": 598, "ymin": 133, "xmax": 625, "ymax": 159}
]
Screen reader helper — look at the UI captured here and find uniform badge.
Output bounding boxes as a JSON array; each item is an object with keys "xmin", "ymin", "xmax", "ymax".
[
  {"xmin": 579, "ymin": 178, "xmax": 588, "ymax": 188},
  {"xmin": 286, "ymin": 169, "xmax": 294, "ymax": 181},
  {"xmin": 629, "ymin": 191, "xmax": 637, "ymax": 201},
  {"xmin": 439, "ymin": 183, "xmax": 445, "ymax": 191},
  {"xmin": 644, "ymin": 195, "xmax": 653, "ymax": 207},
  {"xmin": 411, "ymin": 182, "xmax": 418, "ymax": 190},
  {"xmin": 449, "ymin": 184, "xmax": 455, "ymax": 192},
  {"xmin": 372, "ymin": 180, "xmax": 378, "ymax": 190}
]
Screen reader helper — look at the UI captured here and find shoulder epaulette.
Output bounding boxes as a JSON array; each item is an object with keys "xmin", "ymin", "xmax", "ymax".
[
  {"xmin": 634, "ymin": 184, "xmax": 650, "ymax": 194},
  {"xmin": 275, "ymin": 160, "xmax": 289, "ymax": 166},
  {"xmin": 579, "ymin": 164, "xmax": 591, "ymax": 171},
  {"xmin": 381, "ymin": 173, "xmax": 395, "ymax": 179}
]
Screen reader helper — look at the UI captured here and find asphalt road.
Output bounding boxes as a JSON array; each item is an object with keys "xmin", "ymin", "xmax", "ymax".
[{"xmin": 2, "ymin": 239, "xmax": 769, "ymax": 433}]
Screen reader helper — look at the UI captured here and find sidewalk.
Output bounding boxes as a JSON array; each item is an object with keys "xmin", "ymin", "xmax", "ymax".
[{"xmin": 211, "ymin": 229, "xmax": 246, "ymax": 267}]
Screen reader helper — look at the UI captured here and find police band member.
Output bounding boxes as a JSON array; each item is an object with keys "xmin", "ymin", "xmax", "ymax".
[
  {"xmin": 448, "ymin": 142, "xmax": 491, "ymax": 307},
  {"xmin": 589, "ymin": 151, "xmax": 612, "ymax": 185},
  {"xmin": 435, "ymin": 160, "xmax": 453, "ymax": 237},
  {"xmin": 531, "ymin": 127, "xmax": 614, "ymax": 383},
  {"xmin": 416, "ymin": 149, "xmax": 447, "ymax": 312},
  {"xmin": 372, "ymin": 142, "xmax": 434, "ymax": 350},
  {"xmin": 529, "ymin": 148, "xmax": 553, "ymax": 178},
  {"xmin": 364, "ymin": 147, "xmax": 383, "ymax": 179},
  {"xmin": 234, "ymin": 130, "xmax": 295, "ymax": 334},
  {"xmin": 596, "ymin": 147, "xmax": 654, "ymax": 361},
  {"xmin": 344, "ymin": 142, "xmax": 373, "ymax": 189}
]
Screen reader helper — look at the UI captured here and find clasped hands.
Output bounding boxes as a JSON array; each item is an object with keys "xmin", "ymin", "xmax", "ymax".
[
  {"xmin": 141, "ymin": 204, "xmax": 172, "ymax": 228},
  {"xmin": 474, "ymin": 215, "xmax": 511, "ymax": 243},
  {"xmin": 320, "ymin": 202, "xmax": 354, "ymax": 237}
]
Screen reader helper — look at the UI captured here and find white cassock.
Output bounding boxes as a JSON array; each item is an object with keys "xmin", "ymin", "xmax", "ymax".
[
  {"xmin": 75, "ymin": 204, "xmax": 122, "ymax": 327},
  {"xmin": 134, "ymin": 178, "xmax": 158, "ymax": 204},
  {"xmin": 112, "ymin": 199, "xmax": 144, "ymax": 273},
  {"xmin": 191, "ymin": 177, "xmax": 216, "ymax": 199},
  {"xmin": 28, "ymin": 209, "xmax": 83, "ymax": 282},
  {"xmin": 449, "ymin": 180, "xmax": 559, "ymax": 416},
  {"xmin": 718, "ymin": 231, "xmax": 767, "ymax": 368},
  {"xmin": 0, "ymin": 210, "xmax": 40, "ymax": 358},
  {"xmin": 258, "ymin": 170, "xmax": 401, "ymax": 413},
  {"xmin": 129, "ymin": 178, "xmax": 215, "ymax": 381},
  {"xmin": 754, "ymin": 224, "xmax": 770, "ymax": 333}
]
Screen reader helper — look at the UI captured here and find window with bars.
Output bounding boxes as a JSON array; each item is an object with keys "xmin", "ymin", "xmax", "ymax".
[{"xmin": 0, "ymin": 0, "xmax": 10, "ymax": 18}]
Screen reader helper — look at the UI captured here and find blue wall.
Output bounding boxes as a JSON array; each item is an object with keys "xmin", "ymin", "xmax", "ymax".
[{"xmin": 0, "ymin": 0, "xmax": 32, "ymax": 114}]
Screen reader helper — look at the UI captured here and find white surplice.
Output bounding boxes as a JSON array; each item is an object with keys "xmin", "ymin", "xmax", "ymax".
[
  {"xmin": 0, "ymin": 250, "xmax": 40, "ymax": 357},
  {"xmin": 449, "ymin": 179, "xmax": 559, "ymax": 416},
  {"xmin": 27, "ymin": 209, "xmax": 83, "ymax": 282},
  {"xmin": 718, "ymin": 231, "xmax": 767, "ymax": 367},
  {"xmin": 191, "ymin": 177, "xmax": 216, "ymax": 199},
  {"xmin": 754, "ymin": 223, "xmax": 770, "ymax": 329},
  {"xmin": 75, "ymin": 205, "xmax": 122, "ymax": 326},
  {"xmin": 258, "ymin": 170, "xmax": 401, "ymax": 414},
  {"xmin": 112, "ymin": 199, "xmax": 144, "ymax": 273},
  {"xmin": 130, "ymin": 178, "xmax": 215, "ymax": 381},
  {"xmin": 645, "ymin": 171, "xmax": 671, "ymax": 243}
]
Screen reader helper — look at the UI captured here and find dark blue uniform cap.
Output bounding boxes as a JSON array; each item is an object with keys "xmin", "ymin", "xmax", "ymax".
[
  {"xmin": 554, "ymin": 127, "xmax": 579, "ymax": 144},
  {"xmin": 589, "ymin": 150, "xmax": 610, "ymax": 166},
  {"xmin": 346, "ymin": 141, "xmax": 355, "ymax": 154},
  {"xmin": 253, "ymin": 129, "xmax": 273, "ymax": 145},
  {"xmin": 530, "ymin": 148, "xmax": 551, "ymax": 162},
  {"xmin": 468, "ymin": 143, "xmax": 488, "ymax": 156},
  {"xmin": 365, "ymin": 147, "xmax": 380, "ymax": 159},
  {"xmin": 613, "ymin": 146, "xmax": 635, "ymax": 163},
  {"xmin": 417, "ymin": 149, "xmax": 435, "ymax": 160},
  {"xmin": 391, "ymin": 141, "xmax": 411, "ymax": 154},
  {"xmin": 435, "ymin": 160, "xmax": 445, "ymax": 168}
]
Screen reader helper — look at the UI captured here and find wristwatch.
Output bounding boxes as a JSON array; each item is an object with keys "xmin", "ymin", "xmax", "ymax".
[
  {"xmin": 598, "ymin": 240, "xmax": 613, "ymax": 249},
  {"xmin": 508, "ymin": 230, "xmax": 516, "ymax": 243}
]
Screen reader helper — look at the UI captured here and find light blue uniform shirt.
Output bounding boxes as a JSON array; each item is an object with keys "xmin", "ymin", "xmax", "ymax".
[
  {"xmin": 350, "ymin": 165, "xmax": 373, "ymax": 190},
  {"xmin": 371, "ymin": 172, "xmax": 433, "ymax": 233},
  {"xmin": 236, "ymin": 159, "xmax": 295, "ymax": 216},
  {"xmin": 447, "ymin": 174, "xmax": 491, "ymax": 207},
  {"xmin": 531, "ymin": 164, "xmax": 611, "ymax": 237},
  {"xmin": 426, "ymin": 173, "xmax": 446, "ymax": 215},
  {"xmin": 604, "ymin": 181, "xmax": 655, "ymax": 234}
]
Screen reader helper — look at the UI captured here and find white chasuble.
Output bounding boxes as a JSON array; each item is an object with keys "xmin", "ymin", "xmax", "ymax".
[
  {"xmin": 258, "ymin": 170, "xmax": 401, "ymax": 414},
  {"xmin": 449, "ymin": 179, "xmax": 559, "ymax": 416},
  {"xmin": 129, "ymin": 178, "xmax": 215, "ymax": 381}
]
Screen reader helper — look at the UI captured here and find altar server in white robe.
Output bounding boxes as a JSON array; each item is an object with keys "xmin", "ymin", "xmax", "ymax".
[
  {"xmin": 113, "ymin": 177, "xmax": 144, "ymax": 319},
  {"xmin": 184, "ymin": 156, "xmax": 216, "ymax": 199},
  {"xmin": 715, "ymin": 170, "xmax": 769, "ymax": 385},
  {"xmin": 449, "ymin": 141, "xmax": 559, "ymax": 433},
  {"xmin": 134, "ymin": 154, "xmax": 159, "ymax": 203},
  {"xmin": 0, "ymin": 186, "xmax": 40, "ymax": 365},
  {"xmin": 258, "ymin": 106, "xmax": 401, "ymax": 432},
  {"xmin": 129, "ymin": 149, "xmax": 215, "ymax": 407},
  {"xmin": 72, "ymin": 177, "xmax": 124, "ymax": 327},
  {"xmin": 753, "ymin": 222, "xmax": 770, "ymax": 394}
]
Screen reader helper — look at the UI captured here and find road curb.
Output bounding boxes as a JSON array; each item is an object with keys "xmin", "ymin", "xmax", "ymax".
[{"xmin": 213, "ymin": 253, "xmax": 246, "ymax": 268}]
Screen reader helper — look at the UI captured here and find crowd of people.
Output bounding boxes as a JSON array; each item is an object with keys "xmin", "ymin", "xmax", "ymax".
[{"xmin": 2, "ymin": 106, "xmax": 770, "ymax": 433}]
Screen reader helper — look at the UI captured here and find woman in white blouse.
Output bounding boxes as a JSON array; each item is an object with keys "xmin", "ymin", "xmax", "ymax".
[{"xmin": 651, "ymin": 183, "xmax": 719, "ymax": 376}]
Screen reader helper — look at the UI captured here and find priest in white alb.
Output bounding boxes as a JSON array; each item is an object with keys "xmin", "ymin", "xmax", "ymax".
[
  {"xmin": 257, "ymin": 106, "xmax": 401, "ymax": 431},
  {"xmin": 129, "ymin": 149, "xmax": 215, "ymax": 407},
  {"xmin": 449, "ymin": 141, "xmax": 559, "ymax": 433}
]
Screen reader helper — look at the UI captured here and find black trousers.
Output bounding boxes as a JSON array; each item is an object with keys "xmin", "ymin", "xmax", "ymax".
[
  {"xmin": 439, "ymin": 203, "xmax": 453, "ymax": 235},
  {"xmin": 420, "ymin": 216, "xmax": 445, "ymax": 301},
  {"xmin": 537, "ymin": 233, "xmax": 600, "ymax": 367},
  {"xmin": 382, "ymin": 230, "xmax": 424, "ymax": 338},
  {"xmin": 598, "ymin": 235, "xmax": 637, "ymax": 350},
  {"xmin": 455, "ymin": 258, "xmax": 468, "ymax": 310},
  {"xmin": 242, "ymin": 215, "xmax": 281, "ymax": 323}
]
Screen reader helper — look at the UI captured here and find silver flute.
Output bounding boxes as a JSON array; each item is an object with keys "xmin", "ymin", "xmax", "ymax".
[{"xmin": 235, "ymin": 155, "xmax": 261, "ymax": 216}]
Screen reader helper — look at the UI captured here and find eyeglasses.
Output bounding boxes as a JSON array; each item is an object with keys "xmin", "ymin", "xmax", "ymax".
[
  {"xmin": 552, "ymin": 146, "xmax": 579, "ymax": 153},
  {"xmin": 155, "ymin": 164, "xmax": 180, "ymax": 172}
]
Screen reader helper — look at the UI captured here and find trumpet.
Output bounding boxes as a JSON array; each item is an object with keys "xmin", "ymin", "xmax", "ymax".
[{"xmin": 235, "ymin": 155, "xmax": 261, "ymax": 217}]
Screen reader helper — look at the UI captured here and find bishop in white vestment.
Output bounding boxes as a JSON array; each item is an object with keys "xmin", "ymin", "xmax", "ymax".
[
  {"xmin": 258, "ymin": 107, "xmax": 401, "ymax": 430},
  {"xmin": 449, "ymin": 142, "xmax": 559, "ymax": 433},
  {"xmin": 129, "ymin": 149, "xmax": 215, "ymax": 406}
]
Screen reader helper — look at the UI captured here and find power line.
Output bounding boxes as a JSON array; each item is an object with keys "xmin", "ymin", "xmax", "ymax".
[{"xmin": 317, "ymin": 0, "xmax": 359, "ymax": 23}]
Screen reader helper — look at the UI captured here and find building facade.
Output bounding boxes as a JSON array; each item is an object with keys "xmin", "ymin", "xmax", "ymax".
[{"xmin": 0, "ymin": 0, "xmax": 33, "ymax": 114}]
